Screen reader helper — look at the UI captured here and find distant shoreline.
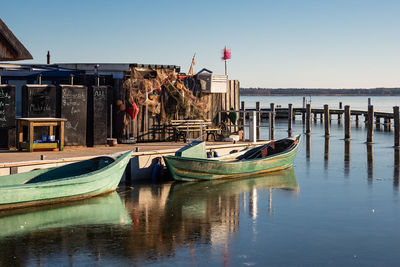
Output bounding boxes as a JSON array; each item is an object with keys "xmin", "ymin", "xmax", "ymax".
[{"xmin": 240, "ymin": 88, "xmax": 400, "ymax": 96}]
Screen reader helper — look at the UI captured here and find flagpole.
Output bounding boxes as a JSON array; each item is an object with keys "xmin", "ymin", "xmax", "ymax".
[{"xmin": 225, "ymin": 60, "xmax": 227, "ymax": 76}]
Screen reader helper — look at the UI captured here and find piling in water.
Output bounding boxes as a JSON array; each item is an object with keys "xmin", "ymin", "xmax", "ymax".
[
  {"xmin": 394, "ymin": 106, "xmax": 400, "ymax": 147},
  {"xmin": 324, "ymin": 104, "xmax": 330, "ymax": 137},
  {"xmin": 344, "ymin": 105, "xmax": 351, "ymax": 140},
  {"xmin": 306, "ymin": 104, "xmax": 311, "ymax": 135},
  {"xmin": 288, "ymin": 103, "xmax": 293, "ymax": 137},
  {"xmin": 367, "ymin": 105, "xmax": 374, "ymax": 143}
]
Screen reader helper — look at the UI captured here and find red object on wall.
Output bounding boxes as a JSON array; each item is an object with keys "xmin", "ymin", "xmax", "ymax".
[{"xmin": 127, "ymin": 101, "xmax": 139, "ymax": 119}]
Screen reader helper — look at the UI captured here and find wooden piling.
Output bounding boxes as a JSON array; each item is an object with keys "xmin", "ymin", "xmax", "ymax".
[
  {"xmin": 344, "ymin": 105, "xmax": 351, "ymax": 140},
  {"xmin": 256, "ymin": 101, "xmax": 260, "ymax": 140},
  {"xmin": 288, "ymin": 103, "xmax": 293, "ymax": 137},
  {"xmin": 302, "ymin": 97, "xmax": 306, "ymax": 122},
  {"xmin": 241, "ymin": 101, "xmax": 246, "ymax": 132},
  {"xmin": 394, "ymin": 106, "xmax": 400, "ymax": 147},
  {"xmin": 338, "ymin": 102, "xmax": 343, "ymax": 122},
  {"xmin": 384, "ymin": 117, "xmax": 391, "ymax": 132},
  {"xmin": 324, "ymin": 104, "xmax": 330, "ymax": 137},
  {"xmin": 270, "ymin": 103, "xmax": 275, "ymax": 140},
  {"xmin": 367, "ymin": 105, "xmax": 374, "ymax": 143},
  {"xmin": 306, "ymin": 104, "xmax": 311, "ymax": 135}
]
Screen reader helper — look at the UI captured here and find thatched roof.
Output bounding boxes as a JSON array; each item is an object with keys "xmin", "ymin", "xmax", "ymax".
[{"xmin": 0, "ymin": 19, "xmax": 32, "ymax": 61}]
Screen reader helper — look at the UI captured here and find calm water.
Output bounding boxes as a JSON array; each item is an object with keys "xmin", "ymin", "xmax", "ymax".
[{"xmin": 1, "ymin": 96, "xmax": 400, "ymax": 266}]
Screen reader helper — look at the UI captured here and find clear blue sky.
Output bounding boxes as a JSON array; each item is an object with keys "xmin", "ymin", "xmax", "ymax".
[{"xmin": 2, "ymin": 0, "xmax": 400, "ymax": 88}]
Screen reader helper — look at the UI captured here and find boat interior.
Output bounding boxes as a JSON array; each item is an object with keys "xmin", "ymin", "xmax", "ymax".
[{"xmin": 25, "ymin": 156, "xmax": 115, "ymax": 184}]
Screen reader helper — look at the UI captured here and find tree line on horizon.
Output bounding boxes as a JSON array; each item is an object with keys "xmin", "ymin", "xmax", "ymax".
[{"xmin": 240, "ymin": 88, "xmax": 400, "ymax": 96}]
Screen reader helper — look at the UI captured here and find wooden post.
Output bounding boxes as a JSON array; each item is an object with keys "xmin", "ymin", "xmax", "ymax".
[
  {"xmin": 270, "ymin": 103, "xmax": 275, "ymax": 140},
  {"xmin": 368, "ymin": 98, "xmax": 371, "ymax": 106},
  {"xmin": 256, "ymin": 102, "xmax": 260, "ymax": 140},
  {"xmin": 344, "ymin": 105, "xmax": 351, "ymax": 140},
  {"xmin": 338, "ymin": 102, "xmax": 343, "ymax": 122},
  {"xmin": 302, "ymin": 97, "xmax": 306, "ymax": 122},
  {"xmin": 249, "ymin": 111, "xmax": 257, "ymax": 142},
  {"xmin": 367, "ymin": 105, "xmax": 374, "ymax": 144},
  {"xmin": 394, "ymin": 106, "xmax": 400, "ymax": 147},
  {"xmin": 306, "ymin": 104, "xmax": 311, "ymax": 135},
  {"xmin": 324, "ymin": 104, "xmax": 330, "ymax": 137},
  {"xmin": 288, "ymin": 103, "xmax": 293, "ymax": 137},
  {"xmin": 241, "ymin": 101, "xmax": 246, "ymax": 132},
  {"xmin": 384, "ymin": 117, "xmax": 391, "ymax": 132},
  {"xmin": 28, "ymin": 122, "xmax": 34, "ymax": 152}
]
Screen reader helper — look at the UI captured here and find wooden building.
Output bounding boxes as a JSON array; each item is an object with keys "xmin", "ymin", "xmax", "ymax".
[
  {"xmin": 0, "ymin": 19, "xmax": 32, "ymax": 61},
  {"xmin": 0, "ymin": 19, "xmax": 240, "ymax": 149}
]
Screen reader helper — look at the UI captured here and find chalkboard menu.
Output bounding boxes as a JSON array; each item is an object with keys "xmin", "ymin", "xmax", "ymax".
[
  {"xmin": 0, "ymin": 85, "xmax": 16, "ymax": 149},
  {"xmin": 87, "ymin": 86, "xmax": 108, "ymax": 146},
  {"xmin": 22, "ymin": 85, "xmax": 57, "ymax": 117},
  {"xmin": 60, "ymin": 85, "xmax": 87, "ymax": 146}
]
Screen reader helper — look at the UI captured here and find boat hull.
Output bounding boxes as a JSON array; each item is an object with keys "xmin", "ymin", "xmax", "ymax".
[
  {"xmin": 0, "ymin": 151, "xmax": 132, "ymax": 210},
  {"xmin": 164, "ymin": 135, "xmax": 300, "ymax": 182}
]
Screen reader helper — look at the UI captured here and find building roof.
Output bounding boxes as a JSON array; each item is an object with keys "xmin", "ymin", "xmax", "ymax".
[{"xmin": 0, "ymin": 19, "xmax": 33, "ymax": 61}]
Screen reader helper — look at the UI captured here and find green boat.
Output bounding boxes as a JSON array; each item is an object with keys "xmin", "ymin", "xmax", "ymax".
[
  {"xmin": 163, "ymin": 135, "xmax": 301, "ymax": 181},
  {"xmin": 0, "ymin": 192, "xmax": 132, "ymax": 239},
  {"xmin": 0, "ymin": 150, "xmax": 132, "ymax": 210}
]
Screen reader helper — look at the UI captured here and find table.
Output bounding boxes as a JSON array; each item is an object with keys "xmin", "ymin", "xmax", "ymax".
[{"xmin": 17, "ymin": 117, "xmax": 67, "ymax": 152}]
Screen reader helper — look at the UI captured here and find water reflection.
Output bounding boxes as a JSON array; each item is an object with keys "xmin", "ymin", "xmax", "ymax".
[
  {"xmin": 306, "ymin": 134, "xmax": 311, "ymax": 162},
  {"xmin": 344, "ymin": 140, "xmax": 350, "ymax": 177},
  {"xmin": 0, "ymin": 192, "xmax": 131, "ymax": 239},
  {"xmin": 0, "ymin": 170, "xmax": 298, "ymax": 266},
  {"xmin": 324, "ymin": 137, "xmax": 330, "ymax": 170},
  {"xmin": 0, "ymin": 192, "xmax": 132, "ymax": 266},
  {"xmin": 367, "ymin": 144, "xmax": 374, "ymax": 183},
  {"xmin": 394, "ymin": 148, "xmax": 400, "ymax": 189}
]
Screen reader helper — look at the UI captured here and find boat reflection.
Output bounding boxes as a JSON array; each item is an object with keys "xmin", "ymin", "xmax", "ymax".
[
  {"xmin": 0, "ymin": 192, "xmax": 132, "ymax": 239},
  {"xmin": 163, "ymin": 168, "xmax": 298, "ymax": 246}
]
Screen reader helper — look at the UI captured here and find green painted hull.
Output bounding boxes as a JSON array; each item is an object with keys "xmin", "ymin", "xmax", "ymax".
[
  {"xmin": 0, "ymin": 192, "xmax": 132, "ymax": 239},
  {"xmin": 164, "ymin": 135, "xmax": 300, "ymax": 181},
  {"xmin": 0, "ymin": 151, "xmax": 132, "ymax": 210}
]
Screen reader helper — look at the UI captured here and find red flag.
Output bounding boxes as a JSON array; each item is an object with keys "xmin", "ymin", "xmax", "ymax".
[{"xmin": 222, "ymin": 46, "xmax": 231, "ymax": 60}]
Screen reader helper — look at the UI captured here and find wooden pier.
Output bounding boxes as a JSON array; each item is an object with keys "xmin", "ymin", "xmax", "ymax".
[{"xmin": 231, "ymin": 101, "xmax": 400, "ymax": 147}]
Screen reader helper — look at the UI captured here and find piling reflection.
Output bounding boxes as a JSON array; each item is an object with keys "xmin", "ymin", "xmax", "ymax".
[
  {"xmin": 306, "ymin": 134, "xmax": 311, "ymax": 162},
  {"xmin": 344, "ymin": 140, "xmax": 350, "ymax": 177},
  {"xmin": 394, "ymin": 148, "xmax": 400, "ymax": 189},
  {"xmin": 324, "ymin": 137, "xmax": 330, "ymax": 170},
  {"xmin": 367, "ymin": 144, "xmax": 374, "ymax": 183}
]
